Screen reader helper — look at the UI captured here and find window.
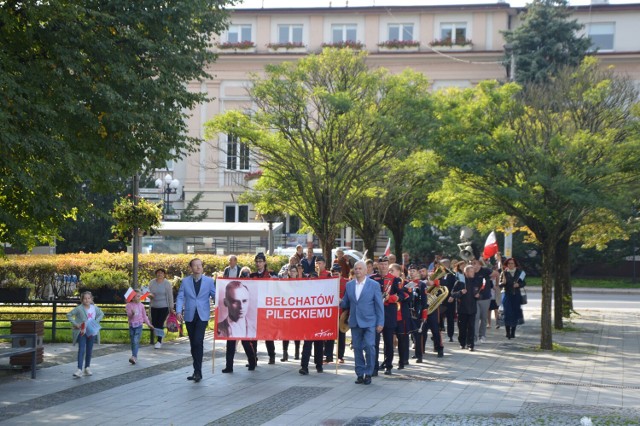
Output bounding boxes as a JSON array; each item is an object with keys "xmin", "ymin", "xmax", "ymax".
[
  {"xmin": 224, "ymin": 204, "xmax": 249, "ymax": 223},
  {"xmin": 278, "ymin": 24, "xmax": 303, "ymax": 44},
  {"xmin": 227, "ymin": 24, "xmax": 252, "ymax": 43},
  {"xmin": 588, "ymin": 23, "xmax": 614, "ymax": 51},
  {"xmin": 440, "ymin": 22, "xmax": 467, "ymax": 44},
  {"xmin": 388, "ymin": 24, "xmax": 414, "ymax": 41},
  {"xmin": 226, "ymin": 134, "xmax": 250, "ymax": 171},
  {"xmin": 331, "ymin": 24, "xmax": 357, "ymax": 43}
]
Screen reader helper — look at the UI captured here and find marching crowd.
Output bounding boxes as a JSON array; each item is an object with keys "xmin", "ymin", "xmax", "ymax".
[
  {"xmin": 212, "ymin": 245, "xmax": 527, "ymax": 385},
  {"xmin": 65, "ymin": 244, "xmax": 527, "ymax": 386}
]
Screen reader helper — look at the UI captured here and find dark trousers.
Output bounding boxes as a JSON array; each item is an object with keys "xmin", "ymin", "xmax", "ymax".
[
  {"xmin": 324, "ymin": 339, "xmax": 334, "ymax": 361},
  {"xmin": 457, "ymin": 312, "xmax": 475, "ymax": 349},
  {"xmin": 381, "ymin": 326, "xmax": 395, "ymax": 370},
  {"xmin": 323, "ymin": 331, "xmax": 345, "ymax": 361},
  {"xmin": 442, "ymin": 302, "xmax": 456, "ymax": 339},
  {"xmin": 185, "ymin": 315, "xmax": 208, "ymax": 375},
  {"xmin": 282, "ymin": 340, "xmax": 300, "ymax": 355},
  {"xmin": 265, "ymin": 340, "xmax": 276, "ymax": 358},
  {"xmin": 426, "ymin": 312, "xmax": 443, "ymax": 350},
  {"xmin": 225, "ymin": 340, "xmax": 256, "ymax": 369},
  {"xmin": 374, "ymin": 331, "xmax": 381, "ymax": 372},
  {"xmin": 150, "ymin": 307, "xmax": 169, "ymax": 343},
  {"xmin": 396, "ymin": 333, "xmax": 410, "ymax": 366},
  {"xmin": 301, "ymin": 340, "xmax": 323, "ymax": 368}
]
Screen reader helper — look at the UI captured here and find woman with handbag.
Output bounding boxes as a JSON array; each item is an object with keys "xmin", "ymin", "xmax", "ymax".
[
  {"xmin": 148, "ymin": 268, "xmax": 174, "ymax": 349},
  {"xmin": 497, "ymin": 255, "xmax": 526, "ymax": 339}
]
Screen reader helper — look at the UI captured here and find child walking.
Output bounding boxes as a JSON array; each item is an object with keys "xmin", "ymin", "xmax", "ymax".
[
  {"xmin": 126, "ymin": 290, "xmax": 154, "ymax": 365},
  {"xmin": 67, "ymin": 291, "xmax": 104, "ymax": 378}
]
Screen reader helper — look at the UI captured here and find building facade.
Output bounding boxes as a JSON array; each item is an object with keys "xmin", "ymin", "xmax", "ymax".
[{"xmin": 147, "ymin": 2, "xmax": 640, "ymax": 254}]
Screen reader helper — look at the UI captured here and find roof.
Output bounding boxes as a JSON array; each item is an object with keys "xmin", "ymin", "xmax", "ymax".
[
  {"xmin": 157, "ymin": 221, "xmax": 283, "ymax": 238},
  {"xmin": 231, "ymin": 3, "xmax": 512, "ymax": 14}
]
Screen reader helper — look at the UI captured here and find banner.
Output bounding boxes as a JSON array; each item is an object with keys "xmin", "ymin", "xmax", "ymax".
[{"xmin": 215, "ymin": 278, "xmax": 339, "ymax": 341}]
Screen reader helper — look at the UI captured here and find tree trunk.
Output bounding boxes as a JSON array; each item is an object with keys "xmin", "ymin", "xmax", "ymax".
[
  {"xmin": 362, "ymin": 235, "xmax": 378, "ymax": 261},
  {"xmin": 554, "ymin": 235, "xmax": 572, "ymax": 329},
  {"xmin": 540, "ymin": 238, "xmax": 555, "ymax": 350},
  {"xmin": 386, "ymin": 222, "xmax": 405, "ymax": 261}
]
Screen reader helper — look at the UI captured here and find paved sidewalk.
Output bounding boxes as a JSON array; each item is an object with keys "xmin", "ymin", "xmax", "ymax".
[{"xmin": 1, "ymin": 306, "xmax": 639, "ymax": 425}]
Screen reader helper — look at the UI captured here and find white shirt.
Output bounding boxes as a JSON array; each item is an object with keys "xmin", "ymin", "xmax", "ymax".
[
  {"xmin": 228, "ymin": 318, "xmax": 247, "ymax": 337},
  {"xmin": 355, "ymin": 278, "xmax": 366, "ymax": 300}
]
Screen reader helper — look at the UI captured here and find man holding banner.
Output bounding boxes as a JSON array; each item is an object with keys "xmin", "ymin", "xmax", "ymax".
[{"xmin": 340, "ymin": 260, "xmax": 384, "ymax": 385}]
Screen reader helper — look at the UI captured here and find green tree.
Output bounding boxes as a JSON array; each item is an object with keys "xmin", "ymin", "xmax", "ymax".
[
  {"xmin": 433, "ymin": 59, "xmax": 640, "ymax": 349},
  {"xmin": 0, "ymin": 0, "xmax": 234, "ymax": 251},
  {"xmin": 383, "ymin": 150, "xmax": 442, "ymax": 258},
  {"xmin": 207, "ymin": 49, "xmax": 429, "ymax": 260},
  {"xmin": 503, "ymin": 0, "xmax": 591, "ymax": 84}
]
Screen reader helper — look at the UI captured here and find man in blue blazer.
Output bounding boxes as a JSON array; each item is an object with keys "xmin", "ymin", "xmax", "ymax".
[
  {"xmin": 176, "ymin": 258, "xmax": 216, "ymax": 382},
  {"xmin": 340, "ymin": 260, "xmax": 384, "ymax": 385}
]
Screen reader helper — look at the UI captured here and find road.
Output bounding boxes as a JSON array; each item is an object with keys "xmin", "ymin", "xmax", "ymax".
[{"xmin": 523, "ymin": 287, "xmax": 640, "ymax": 311}]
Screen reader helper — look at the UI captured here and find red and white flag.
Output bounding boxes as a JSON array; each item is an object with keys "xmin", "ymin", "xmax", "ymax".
[
  {"xmin": 124, "ymin": 287, "xmax": 137, "ymax": 302},
  {"xmin": 384, "ymin": 238, "xmax": 391, "ymax": 257},
  {"xmin": 483, "ymin": 231, "xmax": 499, "ymax": 259}
]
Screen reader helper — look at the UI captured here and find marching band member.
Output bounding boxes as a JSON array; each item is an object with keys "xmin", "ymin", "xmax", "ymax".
[
  {"xmin": 407, "ymin": 264, "xmax": 428, "ymax": 363},
  {"xmin": 389, "ymin": 263, "xmax": 415, "ymax": 369},
  {"xmin": 419, "ymin": 264, "xmax": 444, "ymax": 358},
  {"xmin": 439, "ymin": 259, "xmax": 458, "ymax": 343},
  {"xmin": 373, "ymin": 256, "xmax": 400, "ymax": 375}
]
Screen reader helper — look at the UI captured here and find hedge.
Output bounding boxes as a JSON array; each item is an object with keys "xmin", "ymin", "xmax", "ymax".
[{"xmin": 0, "ymin": 252, "xmax": 288, "ymax": 299}]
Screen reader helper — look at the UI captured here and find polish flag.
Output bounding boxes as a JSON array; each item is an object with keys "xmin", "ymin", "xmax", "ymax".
[
  {"xmin": 383, "ymin": 238, "xmax": 391, "ymax": 257},
  {"xmin": 139, "ymin": 286, "xmax": 151, "ymax": 301},
  {"xmin": 124, "ymin": 287, "xmax": 137, "ymax": 302},
  {"xmin": 483, "ymin": 231, "xmax": 499, "ymax": 259}
]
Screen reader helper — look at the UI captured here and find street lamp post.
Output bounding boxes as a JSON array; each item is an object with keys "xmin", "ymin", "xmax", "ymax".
[{"xmin": 155, "ymin": 173, "xmax": 180, "ymax": 219}]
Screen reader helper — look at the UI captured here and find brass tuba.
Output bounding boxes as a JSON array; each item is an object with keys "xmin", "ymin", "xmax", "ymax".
[
  {"xmin": 425, "ymin": 265, "xmax": 452, "ymax": 315},
  {"xmin": 425, "ymin": 284, "xmax": 449, "ymax": 315}
]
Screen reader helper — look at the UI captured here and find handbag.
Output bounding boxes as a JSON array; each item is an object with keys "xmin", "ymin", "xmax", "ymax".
[
  {"xmin": 165, "ymin": 312, "xmax": 180, "ymax": 333},
  {"xmin": 520, "ymin": 287, "xmax": 528, "ymax": 305}
]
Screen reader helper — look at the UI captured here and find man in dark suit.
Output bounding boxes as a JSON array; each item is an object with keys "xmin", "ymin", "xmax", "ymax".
[
  {"xmin": 176, "ymin": 258, "xmax": 216, "ymax": 383},
  {"xmin": 223, "ymin": 255, "xmax": 242, "ymax": 278},
  {"xmin": 340, "ymin": 260, "xmax": 384, "ymax": 385}
]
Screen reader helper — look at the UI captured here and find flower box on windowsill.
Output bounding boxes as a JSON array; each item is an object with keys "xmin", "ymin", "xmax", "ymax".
[
  {"xmin": 430, "ymin": 44, "xmax": 472, "ymax": 51},
  {"xmin": 378, "ymin": 45, "xmax": 420, "ymax": 53},
  {"xmin": 321, "ymin": 41, "xmax": 364, "ymax": 50},
  {"xmin": 215, "ymin": 41, "xmax": 256, "ymax": 53},
  {"xmin": 267, "ymin": 46, "xmax": 307, "ymax": 54},
  {"xmin": 217, "ymin": 47, "xmax": 256, "ymax": 54}
]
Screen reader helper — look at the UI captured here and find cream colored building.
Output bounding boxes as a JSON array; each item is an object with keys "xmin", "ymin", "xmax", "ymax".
[{"xmin": 146, "ymin": 2, "xmax": 640, "ymax": 254}]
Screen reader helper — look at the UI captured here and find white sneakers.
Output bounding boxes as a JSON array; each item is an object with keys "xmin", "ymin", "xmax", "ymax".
[
  {"xmin": 154, "ymin": 342, "xmax": 162, "ymax": 349},
  {"xmin": 74, "ymin": 368, "xmax": 92, "ymax": 377},
  {"xmin": 479, "ymin": 336, "xmax": 487, "ymax": 343}
]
